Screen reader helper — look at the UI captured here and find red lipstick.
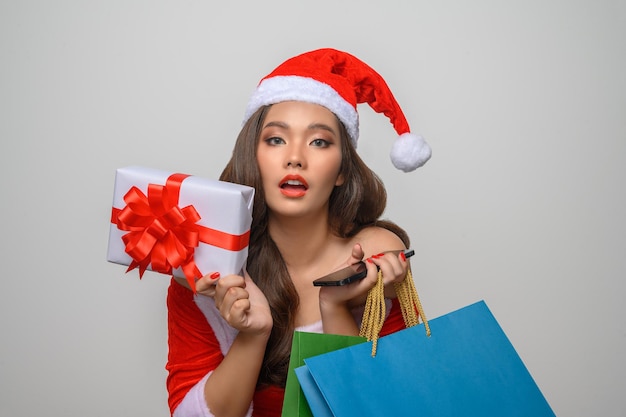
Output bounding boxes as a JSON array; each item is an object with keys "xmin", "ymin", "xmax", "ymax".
[{"xmin": 279, "ymin": 175, "xmax": 308, "ymax": 197}]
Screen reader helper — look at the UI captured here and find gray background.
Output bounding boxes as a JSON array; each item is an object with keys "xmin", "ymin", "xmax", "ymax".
[{"xmin": 1, "ymin": 1, "xmax": 624, "ymax": 416}]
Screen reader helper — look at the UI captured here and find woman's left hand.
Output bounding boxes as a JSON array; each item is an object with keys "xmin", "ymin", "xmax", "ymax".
[
  {"xmin": 318, "ymin": 245, "xmax": 408, "ymax": 335},
  {"xmin": 319, "ymin": 245, "xmax": 409, "ymax": 308}
]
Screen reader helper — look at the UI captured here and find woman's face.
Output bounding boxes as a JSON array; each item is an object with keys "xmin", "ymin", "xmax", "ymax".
[{"xmin": 256, "ymin": 101, "xmax": 344, "ymax": 220}]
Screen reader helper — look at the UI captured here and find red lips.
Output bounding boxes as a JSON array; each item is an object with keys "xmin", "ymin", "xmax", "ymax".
[{"xmin": 279, "ymin": 175, "xmax": 308, "ymax": 197}]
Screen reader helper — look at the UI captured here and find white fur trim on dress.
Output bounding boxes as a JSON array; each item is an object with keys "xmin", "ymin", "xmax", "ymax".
[
  {"xmin": 243, "ymin": 75, "xmax": 360, "ymax": 146},
  {"xmin": 173, "ymin": 371, "xmax": 253, "ymax": 417},
  {"xmin": 193, "ymin": 294, "xmax": 238, "ymax": 356}
]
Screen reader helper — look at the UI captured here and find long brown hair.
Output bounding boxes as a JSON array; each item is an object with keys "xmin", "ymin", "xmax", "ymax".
[{"xmin": 219, "ymin": 105, "xmax": 409, "ymax": 387}]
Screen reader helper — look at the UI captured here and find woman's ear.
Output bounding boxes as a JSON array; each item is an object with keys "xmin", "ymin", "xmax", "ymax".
[{"xmin": 335, "ymin": 173, "xmax": 345, "ymax": 186}]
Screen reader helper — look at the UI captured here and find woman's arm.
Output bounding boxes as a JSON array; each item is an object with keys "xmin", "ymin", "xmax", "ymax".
[
  {"xmin": 168, "ymin": 272, "xmax": 272, "ymax": 417},
  {"xmin": 203, "ymin": 331, "xmax": 269, "ymax": 417},
  {"xmin": 200, "ymin": 273, "xmax": 273, "ymax": 417}
]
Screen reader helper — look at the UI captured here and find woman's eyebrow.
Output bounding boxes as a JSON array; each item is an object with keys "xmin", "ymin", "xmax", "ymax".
[
  {"xmin": 263, "ymin": 121, "xmax": 336, "ymax": 136},
  {"xmin": 262, "ymin": 120, "xmax": 289, "ymax": 129},
  {"xmin": 307, "ymin": 123, "xmax": 337, "ymax": 135}
]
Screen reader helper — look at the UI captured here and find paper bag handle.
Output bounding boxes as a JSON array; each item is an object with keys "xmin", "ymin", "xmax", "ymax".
[{"xmin": 359, "ymin": 267, "xmax": 431, "ymax": 356}]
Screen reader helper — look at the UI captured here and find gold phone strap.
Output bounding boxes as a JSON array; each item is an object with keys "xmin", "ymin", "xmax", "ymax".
[{"xmin": 359, "ymin": 267, "xmax": 430, "ymax": 356}]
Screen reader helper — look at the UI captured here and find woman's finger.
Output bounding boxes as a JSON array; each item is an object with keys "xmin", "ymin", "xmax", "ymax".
[
  {"xmin": 370, "ymin": 251, "xmax": 407, "ymax": 284},
  {"xmin": 195, "ymin": 272, "xmax": 221, "ymax": 296},
  {"xmin": 217, "ymin": 286, "xmax": 249, "ymax": 320}
]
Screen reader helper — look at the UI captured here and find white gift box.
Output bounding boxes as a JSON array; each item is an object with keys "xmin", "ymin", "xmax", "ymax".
[{"xmin": 107, "ymin": 166, "xmax": 254, "ymax": 287}]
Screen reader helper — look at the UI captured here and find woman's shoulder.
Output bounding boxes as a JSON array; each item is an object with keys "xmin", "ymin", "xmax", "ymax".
[{"xmin": 351, "ymin": 225, "xmax": 407, "ymax": 256}]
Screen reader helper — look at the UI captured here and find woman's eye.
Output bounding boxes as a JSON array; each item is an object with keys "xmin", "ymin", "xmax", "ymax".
[
  {"xmin": 264, "ymin": 136, "xmax": 285, "ymax": 145},
  {"xmin": 310, "ymin": 138, "xmax": 330, "ymax": 147}
]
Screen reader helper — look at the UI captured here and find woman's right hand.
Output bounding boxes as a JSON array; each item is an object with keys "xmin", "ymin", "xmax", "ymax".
[{"xmin": 205, "ymin": 272, "xmax": 273, "ymax": 336}]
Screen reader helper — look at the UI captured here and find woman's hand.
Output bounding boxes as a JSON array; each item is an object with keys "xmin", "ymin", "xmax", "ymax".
[
  {"xmin": 318, "ymin": 244, "xmax": 409, "ymax": 335},
  {"xmin": 196, "ymin": 271, "xmax": 273, "ymax": 336},
  {"xmin": 319, "ymin": 244, "xmax": 409, "ymax": 307},
  {"xmin": 368, "ymin": 248, "xmax": 410, "ymax": 295}
]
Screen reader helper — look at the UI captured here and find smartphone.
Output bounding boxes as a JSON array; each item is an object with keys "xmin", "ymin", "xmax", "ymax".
[{"xmin": 312, "ymin": 249, "xmax": 415, "ymax": 287}]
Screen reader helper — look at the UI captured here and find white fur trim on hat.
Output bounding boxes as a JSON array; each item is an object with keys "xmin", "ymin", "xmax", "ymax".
[
  {"xmin": 243, "ymin": 75, "xmax": 360, "ymax": 146},
  {"xmin": 390, "ymin": 133, "xmax": 432, "ymax": 172}
]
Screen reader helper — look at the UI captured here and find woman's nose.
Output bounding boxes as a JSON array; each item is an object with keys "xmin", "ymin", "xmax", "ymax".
[
  {"xmin": 285, "ymin": 145, "xmax": 305, "ymax": 168},
  {"xmin": 287, "ymin": 159, "xmax": 302, "ymax": 168}
]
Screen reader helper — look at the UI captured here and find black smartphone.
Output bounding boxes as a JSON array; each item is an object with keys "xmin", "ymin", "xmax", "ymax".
[{"xmin": 312, "ymin": 249, "xmax": 415, "ymax": 287}]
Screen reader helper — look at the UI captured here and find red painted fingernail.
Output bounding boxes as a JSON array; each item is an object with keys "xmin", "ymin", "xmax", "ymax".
[
  {"xmin": 366, "ymin": 258, "xmax": 374, "ymax": 264},
  {"xmin": 376, "ymin": 253, "xmax": 384, "ymax": 257},
  {"xmin": 210, "ymin": 272, "xmax": 220, "ymax": 279},
  {"xmin": 400, "ymin": 252, "xmax": 406, "ymax": 261}
]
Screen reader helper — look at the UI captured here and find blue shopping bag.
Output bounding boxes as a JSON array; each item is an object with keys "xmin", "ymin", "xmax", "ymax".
[{"xmin": 297, "ymin": 301, "xmax": 555, "ymax": 417}]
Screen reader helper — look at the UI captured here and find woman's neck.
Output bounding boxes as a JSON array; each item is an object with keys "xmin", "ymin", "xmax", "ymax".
[{"xmin": 267, "ymin": 212, "xmax": 341, "ymax": 271}]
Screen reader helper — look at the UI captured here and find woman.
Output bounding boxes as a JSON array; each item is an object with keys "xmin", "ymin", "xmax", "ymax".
[{"xmin": 166, "ymin": 48, "xmax": 431, "ymax": 417}]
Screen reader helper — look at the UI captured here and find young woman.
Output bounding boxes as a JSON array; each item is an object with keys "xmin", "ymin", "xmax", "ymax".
[{"xmin": 165, "ymin": 48, "xmax": 431, "ymax": 417}]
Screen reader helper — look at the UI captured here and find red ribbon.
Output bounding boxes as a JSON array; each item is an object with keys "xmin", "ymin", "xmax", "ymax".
[{"xmin": 110, "ymin": 173, "xmax": 250, "ymax": 292}]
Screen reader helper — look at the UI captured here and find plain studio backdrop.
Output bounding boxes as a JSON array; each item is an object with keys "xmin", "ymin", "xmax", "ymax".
[{"xmin": 1, "ymin": 1, "xmax": 624, "ymax": 416}]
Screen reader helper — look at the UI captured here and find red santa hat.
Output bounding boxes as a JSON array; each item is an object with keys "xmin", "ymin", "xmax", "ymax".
[{"xmin": 242, "ymin": 48, "xmax": 431, "ymax": 172}]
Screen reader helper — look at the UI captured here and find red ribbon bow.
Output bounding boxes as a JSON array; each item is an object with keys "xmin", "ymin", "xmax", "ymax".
[{"xmin": 111, "ymin": 173, "xmax": 250, "ymax": 292}]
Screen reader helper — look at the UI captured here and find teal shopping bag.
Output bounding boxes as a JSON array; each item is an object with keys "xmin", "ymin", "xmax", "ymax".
[{"xmin": 298, "ymin": 301, "xmax": 555, "ymax": 417}]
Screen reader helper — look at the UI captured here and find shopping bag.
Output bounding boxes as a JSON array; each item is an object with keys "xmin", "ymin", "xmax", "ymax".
[
  {"xmin": 281, "ymin": 331, "xmax": 366, "ymax": 417},
  {"xmin": 300, "ymin": 301, "xmax": 555, "ymax": 417},
  {"xmin": 294, "ymin": 362, "xmax": 333, "ymax": 417}
]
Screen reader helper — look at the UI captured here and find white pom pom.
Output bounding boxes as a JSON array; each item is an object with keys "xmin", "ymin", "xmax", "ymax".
[{"xmin": 390, "ymin": 133, "xmax": 432, "ymax": 172}]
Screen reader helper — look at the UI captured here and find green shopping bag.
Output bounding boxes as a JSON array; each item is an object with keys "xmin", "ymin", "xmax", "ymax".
[{"xmin": 281, "ymin": 331, "xmax": 366, "ymax": 417}]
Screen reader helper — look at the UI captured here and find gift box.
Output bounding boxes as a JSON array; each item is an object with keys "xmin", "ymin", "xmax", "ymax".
[{"xmin": 107, "ymin": 166, "xmax": 255, "ymax": 291}]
